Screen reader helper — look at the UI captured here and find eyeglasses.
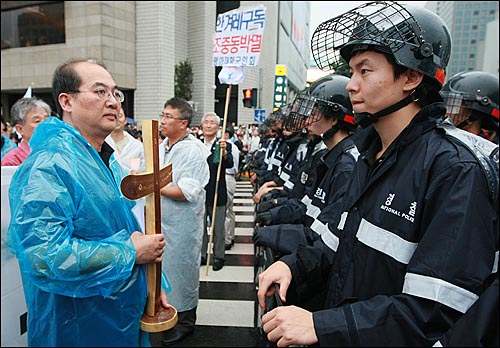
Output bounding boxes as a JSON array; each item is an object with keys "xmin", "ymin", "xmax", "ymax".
[
  {"xmin": 71, "ymin": 87, "xmax": 125, "ymax": 103},
  {"xmin": 159, "ymin": 113, "xmax": 184, "ymax": 121}
]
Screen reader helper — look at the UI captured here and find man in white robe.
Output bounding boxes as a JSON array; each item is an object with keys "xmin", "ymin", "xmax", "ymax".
[{"xmin": 158, "ymin": 97, "xmax": 210, "ymax": 346}]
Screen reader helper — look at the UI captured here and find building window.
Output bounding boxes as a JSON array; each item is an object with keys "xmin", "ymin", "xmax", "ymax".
[
  {"xmin": 471, "ymin": 25, "xmax": 478, "ymax": 30},
  {"xmin": 1, "ymin": 2, "xmax": 65, "ymax": 49}
]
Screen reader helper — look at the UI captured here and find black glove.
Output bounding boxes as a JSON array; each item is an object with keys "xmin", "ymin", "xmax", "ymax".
[
  {"xmin": 253, "ymin": 227, "xmax": 263, "ymax": 246},
  {"xmin": 255, "ymin": 211, "xmax": 273, "ymax": 226},
  {"xmin": 253, "ymin": 226, "xmax": 276, "ymax": 247},
  {"xmin": 256, "ymin": 199, "xmax": 274, "ymax": 214},
  {"xmin": 267, "ymin": 200, "xmax": 306, "ymax": 225},
  {"xmin": 260, "ymin": 192, "xmax": 274, "ymax": 202},
  {"xmin": 253, "ymin": 224, "xmax": 307, "ymax": 256},
  {"xmin": 256, "ymin": 197, "xmax": 288, "ymax": 214},
  {"xmin": 261, "ymin": 189, "xmax": 288, "ymax": 202}
]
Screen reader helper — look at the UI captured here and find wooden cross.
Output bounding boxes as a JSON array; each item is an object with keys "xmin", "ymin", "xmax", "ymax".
[{"xmin": 120, "ymin": 119, "xmax": 177, "ymax": 332}]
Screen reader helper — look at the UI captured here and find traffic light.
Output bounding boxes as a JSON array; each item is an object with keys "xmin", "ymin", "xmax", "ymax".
[
  {"xmin": 243, "ymin": 88, "xmax": 253, "ymax": 108},
  {"xmin": 251, "ymin": 88, "xmax": 258, "ymax": 107},
  {"xmin": 242, "ymin": 88, "xmax": 258, "ymax": 108}
]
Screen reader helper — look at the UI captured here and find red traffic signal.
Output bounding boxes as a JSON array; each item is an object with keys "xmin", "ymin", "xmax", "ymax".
[
  {"xmin": 242, "ymin": 88, "xmax": 258, "ymax": 108},
  {"xmin": 243, "ymin": 88, "xmax": 253, "ymax": 108},
  {"xmin": 244, "ymin": 89, "xmax": 253, "ymax": 99}
]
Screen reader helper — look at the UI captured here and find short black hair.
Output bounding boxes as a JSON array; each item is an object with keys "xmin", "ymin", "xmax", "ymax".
[
  {"xmin": 164, "ymin": 97, "xmax": 194, "ymax": 126},
  {"xmin": 225, "ymin": 126, "xmax": 234, "ymax": 139},
  {"xmin": 52, "ymin": 58, "xmax": 106, "ymax": 118}
]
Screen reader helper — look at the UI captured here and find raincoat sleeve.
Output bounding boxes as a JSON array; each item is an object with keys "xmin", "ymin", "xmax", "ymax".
[
  {"xmin": 8, "ymin": 153, "xmax": 138, "ymax": 299},
  {"xmin": 162, "ymin": 271, "xmax": 172, "ymax": 293}
]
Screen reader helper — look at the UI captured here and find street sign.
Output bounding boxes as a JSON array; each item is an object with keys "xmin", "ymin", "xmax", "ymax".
[
  {"xmin": 254, "ymin": 109, "xmax": 266, "ymax": 123},
  {"xmin": 273, "ymin": 65, "xmax": 288, "ymax": 111}
]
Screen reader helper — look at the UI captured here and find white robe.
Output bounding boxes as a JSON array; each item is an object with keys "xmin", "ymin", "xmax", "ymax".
[
  {"xmin": 159, "ymin": 134, "xmax": 210, "ymax": 311},
  {"xmin": 105, "ymin": 131, "xmax": 145, "ymax": 172}
]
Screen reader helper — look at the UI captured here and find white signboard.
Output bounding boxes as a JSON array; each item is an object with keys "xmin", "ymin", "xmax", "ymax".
[
  {"xmin": 1, "ymin": 166, "xmax": 28, "ymax": 347},
  {"xmin": 213, "ymin": 6, "xmax": 266, "ymax": 67}
]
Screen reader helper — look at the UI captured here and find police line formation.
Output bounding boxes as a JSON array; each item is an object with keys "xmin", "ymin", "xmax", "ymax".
[{"xmin": 2, "ymin": 1, "xmax": 499, "ymax": 347}]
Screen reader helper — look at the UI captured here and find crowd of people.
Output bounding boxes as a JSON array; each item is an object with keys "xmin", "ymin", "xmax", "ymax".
[{"xmin": 1, "ymin": 1, "xmax": 498, "ymax": 347}]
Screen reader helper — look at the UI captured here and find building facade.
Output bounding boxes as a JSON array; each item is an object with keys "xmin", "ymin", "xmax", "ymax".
[
  {"xmin": 427, "ymin": 1, "xmax": 499, "ymax": 78},
  {"xmin": 1, "ymin": 1, "xmax": 310, "ymax": 126}
]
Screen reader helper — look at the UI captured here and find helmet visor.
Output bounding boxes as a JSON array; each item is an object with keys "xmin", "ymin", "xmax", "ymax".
[
  {"xmin": 442, "ymin": 91, "xmax": 464, "ymax": 116},
  {"xmin": 442, "ymin": 91, "xmax": 471, "ymax": 127},
  {"xmin": 311, "ymin": 1, "xmax": 416, "ymax": 72},
  {"xmin": 284, "ymin": 94, "xmax": 319, "ymax": 132}
]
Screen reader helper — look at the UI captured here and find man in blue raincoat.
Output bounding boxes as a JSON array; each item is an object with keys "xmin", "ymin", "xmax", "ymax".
[{"xmin": 8, "ymin": 58, "xmax": 168, "ymax": 347}]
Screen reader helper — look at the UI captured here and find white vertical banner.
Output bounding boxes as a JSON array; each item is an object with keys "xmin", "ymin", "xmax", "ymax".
[{"xmin": 213, "ymin": 5, "xmax": 267, "ymax": 85}]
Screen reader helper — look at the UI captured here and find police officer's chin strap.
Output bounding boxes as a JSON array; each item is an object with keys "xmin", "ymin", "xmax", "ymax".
[
  {"xmin": 321, "ymin": 122, "xmax": 341, "ymax": 141},
  {"xmin": 354, "ymin": 84, "xmax": 428, "ymax": 128}
]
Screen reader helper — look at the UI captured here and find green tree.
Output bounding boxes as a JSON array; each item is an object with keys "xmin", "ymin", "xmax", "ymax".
[
  {"xmin": 330, "ymin": 56, "xmax": 350, "ymax": 78},
  {"xmin": 174, "ymin": 59, "xmax": 193, "ymax": 100}
]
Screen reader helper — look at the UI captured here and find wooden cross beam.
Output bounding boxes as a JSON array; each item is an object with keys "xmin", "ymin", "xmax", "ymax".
[{"xmin": 120, "ymin": 119, "xmax": 177, "ymax": 333}]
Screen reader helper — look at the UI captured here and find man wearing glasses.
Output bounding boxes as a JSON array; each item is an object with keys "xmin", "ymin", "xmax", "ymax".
[
  {"xmin": 158, "ymin": 98, "xmax": 211, "ymax": 346},
  {"xmin": 200, "ymin": 112, "xmax": 234, "ymax": 272},
  {"xmin": 8, "ymin": 58, "xmax": 167, "ymax": 346}
]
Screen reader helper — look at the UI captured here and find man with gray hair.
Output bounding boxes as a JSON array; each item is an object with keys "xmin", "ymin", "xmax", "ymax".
[
  {"xmin": 1, "ymin": 97, "xmax": 50, "ymax": 166},
  {"xmin": 200, "ymin": 112, "xmax": 234, "ymax": 271}
]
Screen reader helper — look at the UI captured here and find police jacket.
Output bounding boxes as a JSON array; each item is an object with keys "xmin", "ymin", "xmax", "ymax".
[
  {"xmin": 301, "ymin": 135, "xmax": 359, "ymax": 251},
  {"xmin": 290, "ymin": 137, "xmax": 327, "ymax": 199},
  {"xmin": 259, "ymin": 134, "xmax": 287, "ymax": 186},
  {"xmin": 267, "ymin": 134, "xmax": 286, "ymax": 175},
  {"xmin": 257, "ymin": 136, "xmax": 358, "ymax": 242},
  {"xmin": 274, "ymin": 132, "xmax": 309, "ymax": 192},
  {"xmin": 282, "ymin": 103, "xmax": 498, "ymax": 346},
  {"xmin": 253, "ymin": 137, "xmax": 275, "ymax": 183},
  {"xmin": 436, "ymin": 274, "xmax": 498, "ymax": 347}
]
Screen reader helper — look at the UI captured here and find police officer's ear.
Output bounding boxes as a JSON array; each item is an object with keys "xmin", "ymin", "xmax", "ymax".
[{"xmin": 403, "ymin": 70, "xmax": 424, "ymax": 93}]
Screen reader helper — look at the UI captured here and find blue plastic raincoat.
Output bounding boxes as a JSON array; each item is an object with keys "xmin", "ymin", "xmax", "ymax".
[
  {"xmin": 159, "ymin": 134, "xmax": 210, "ymax": 312},
  {"xmin": 8, "ymin": 117, "xmax": 147, "ymax": 346},
  {"xmin": 1, "ymin": 133, "xmax": 17, "ymax": 159}
]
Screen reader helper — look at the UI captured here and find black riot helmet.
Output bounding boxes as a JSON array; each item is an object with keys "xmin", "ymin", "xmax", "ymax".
[
  {"xmin": 284, "ymin": 74, "xmax": 355, "ymax": 139},
  {"xmin": 441, "ymin": 71, "xmax": 499, "ymax": 131},
  {"xmin": 311, "ymin": 1, "xmax": 452, "ymax": 127},
  {"xmin": 312, "ymin": 1, "xmax": 451, "ymax": 88}
]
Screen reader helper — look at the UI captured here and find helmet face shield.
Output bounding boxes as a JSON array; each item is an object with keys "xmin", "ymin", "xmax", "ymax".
[
  {"xmin": 284, "ymin": 74, "xmax": 355, "ymax": 133},
  {"xmin": 442, "ymin": 91, "xmax": 464, "ymax": 116},
  {"xmin": 442, "ymin": 91, "xmax": 470, "ymax": 128},
  {"xmin": 441, "ymin": 71, "xmax": 499, "ymax": 131},
  {"xmin": 294, "ymin": 94, "xmax": 317, "ymax": 119},
  {"xmin": 312, "ymin": 2, "xmax": 416, "ymax": 71},
  {"xmin": 284, "ymin": 92, "xmax": 354, "ymax": 133},
  {"xmin": 284, "ymin": 94, "xmax": 317, "ymax": 132},
  {"xmin": 311, "ymin": 1, "xmax": 451, "ymax": 88}
]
